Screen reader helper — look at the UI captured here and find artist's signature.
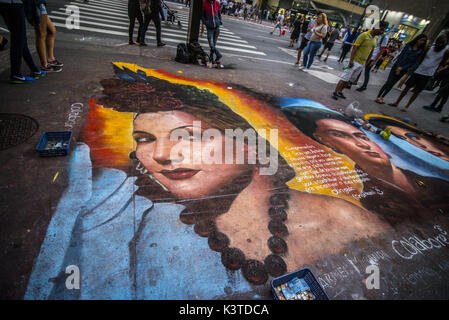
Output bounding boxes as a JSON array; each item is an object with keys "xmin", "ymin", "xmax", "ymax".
[{"xmin": 392, "ymin": 225, "xmax": 449, "ymax": 260}]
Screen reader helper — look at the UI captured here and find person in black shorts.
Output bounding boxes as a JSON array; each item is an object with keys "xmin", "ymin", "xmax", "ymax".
[
  {"xmin": 389, "ymin": 35, "xmax": 449, "ymax": 111},
  {"xmin": 289, "ymin": 15, "xmax": 303, "ymax": 47}
]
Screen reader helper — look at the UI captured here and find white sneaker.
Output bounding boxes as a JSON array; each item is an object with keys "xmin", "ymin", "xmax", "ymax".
[{"xmin": 298, "ymin": 66, "xmax": 305, "ymax": 70}]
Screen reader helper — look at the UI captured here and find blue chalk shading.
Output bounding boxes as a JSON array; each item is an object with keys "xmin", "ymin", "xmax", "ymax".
[
  {"xmin": 363, "ymin": 130, "xmax": 449, "ymax": 181},
  {"xmin": 25, "ymin": 143, "xmax": 252, "ymax": 300},
  {"xmin": 276, "ymin": 97, "xmax": 340, "ymax": 112}
]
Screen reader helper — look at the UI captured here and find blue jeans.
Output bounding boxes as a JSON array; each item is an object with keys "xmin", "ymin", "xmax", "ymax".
[
  {"xmin": 302, "ymin": 41, "xmax": 322, "ymax": 69},
  {"xmin": 206, "ymin": 27, "xmax": 222, "ymax": 62}
]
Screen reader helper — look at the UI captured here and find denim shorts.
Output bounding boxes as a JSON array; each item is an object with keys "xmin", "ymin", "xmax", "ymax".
[{"xmin": 38, "ymin": 3, "xmax": 48, "ymax": 15}]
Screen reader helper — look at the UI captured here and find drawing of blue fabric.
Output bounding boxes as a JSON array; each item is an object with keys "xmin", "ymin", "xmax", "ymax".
[{"xmin": 25, "ymin": 143, "xmax": 252, "ymax": 299}]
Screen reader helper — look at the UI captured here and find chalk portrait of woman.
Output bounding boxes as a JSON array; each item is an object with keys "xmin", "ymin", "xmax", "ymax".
[{"xmin": 25, "ymin": 64, "xmax": 389, "ymax": 300}]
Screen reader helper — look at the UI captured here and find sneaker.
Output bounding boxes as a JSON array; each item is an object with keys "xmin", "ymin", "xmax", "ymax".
[
  {"xmin": 10, "ymin": 74, "xmax": 36, "ymax": 84},
  {"xmin": 331, "ymin": 92, "xmax": 339, "ymax": 100},
  {"xmin": 30, "ymin": 70, "xmax": 47, "ymax": 79},
  {"xmin": 47, "ymin": 59, "xmax": 63, "ymax": 67},
  {"xmin": 42, "ymin": 65, "xmax": 62, "ymax": 73},
  {"xmin": 298, "ymin": 66, "xmax": 305, "ymax": 70},
  {"xmin": 423, "ymin": 105, "xmax": 435, "ymax": 111},
  {"xmin": 356, "ymin": 87, "xmax": 366, "ymax": 92},
  {"xmin": 139, "ymin": 42, "xmax": 147, "ymax": 47},
  {"xmin": 337, "ymin": 92, "xmax": 347, "ymax": 99},
  {"xmin": 157, "ymin": 42, "xmax": 166, "ymax": 47},
  {"xmin": 129, "ymin": 40, "xmax": 136, "ymax": 45}
]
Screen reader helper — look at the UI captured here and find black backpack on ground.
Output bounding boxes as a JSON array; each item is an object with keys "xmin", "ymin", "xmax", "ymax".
[
  {"xmin": 175, "ymin": 43, "xmax": 192, "ymax": 64},
  {"xmin": 188, "ymin": 43, "xmax": 208, "ymax": 65}
]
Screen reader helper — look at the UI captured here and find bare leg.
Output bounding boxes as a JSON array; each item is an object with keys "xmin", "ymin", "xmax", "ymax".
[
  {"xmin": 397, "ymin": 74, "xmax": 410, "ymax": 89},
  {"xmin": 44, "ymin": 16, "xmax": 56, "ymax": 61},
  {"xmin": 335, "ymin": 80, "xmax": 347, "ymax": 93},
  {"xmin": 34, "ymin": 18, "xmax": 48, "ymax": 67},
  {"xmin": 402, "ymin": 90, "xmax": 422, "ymax": 111},
  {"xmin": 390, "ymin": 86, "xmax": 411, "ymax": 107},
  {"xmin": 295, "ymin": 49, "xmax": 303, "ymax": 64},
  {"xmin": 325, "ymin": 50, "xmax": 331, "ymax": 61}
]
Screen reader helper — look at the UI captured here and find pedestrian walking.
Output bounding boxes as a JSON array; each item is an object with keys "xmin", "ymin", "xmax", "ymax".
[
  {"xmin": 294, "ymin": 17, "xmax": 314, "ymax": 65},
  {"xmin": 128, "ymin": 0, "xmax": 143, "ymax": 45},
  {"xmin": 356, "ymin": 31, "xmax": 389, "ymax": 91},
  {"xmin": 338, "ymin": 27, "xmax": 359, "ymax": 63},
  {"xmin": 317, "ymin": 24, "xmax": 340, "ymax": 62},
  {"xmin": 389, "ymin": 34, "xmax": 449, "ymax": 112},
  {"xmin": 288, "ymin": 15, "xmax": 303, "ymax": 48},
  {"xmin": 372, "ymin": 47, "xmax": 390, "ymax": 72},
  {"xmin": 0, "ymin": 0, "xmax": 45, "ymax": 83},
  {"xmin": 375, "ymin": 34, "xmax": 427, "ymax": 104},
  {"xmin": 33, "ymin": 0, "xmax": 63, "ymax": 73},
  {"xmin": 202, "ymin": 0, "xmax": 223, "ymax": 68},
  {"xmin": 270, "ymin": 12, "xmax": 284, "ymax": 36},
  {"xmin": 139, "ymin": 0, "xmax": 166, "ymax": 47},
  {"xmin": 300, "ymin": 12, "xmax": 328, "ymax": 70},
  {"xmin": 332, "ymin": 21, "xmax": 389, "ymax": 100},
  {"xmin": 423, "ymin": 81, "xmax": 449, "ymax": 113}
]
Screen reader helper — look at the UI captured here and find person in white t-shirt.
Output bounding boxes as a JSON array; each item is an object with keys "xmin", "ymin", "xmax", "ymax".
[{"xmin": 389, "ymin": 34, "xmax": 449, "ymax": 112}]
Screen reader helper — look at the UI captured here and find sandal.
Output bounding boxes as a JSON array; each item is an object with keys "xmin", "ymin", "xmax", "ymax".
[{"xmin": 375, "ymin": 97, "xmax": 385, "ymax": 104}]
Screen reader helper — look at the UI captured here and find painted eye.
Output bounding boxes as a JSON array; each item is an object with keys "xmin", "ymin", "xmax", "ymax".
[
  {"xmin": 134, "ymin": 136, "xmax": 155, "ymax": 143},
  {"xmin": 331, "ymin": 132, "xmax": 344, "ymax": 137},
  {"xmin": 360, "ymin": 135, "xmax": 370, "ymax": 141}
]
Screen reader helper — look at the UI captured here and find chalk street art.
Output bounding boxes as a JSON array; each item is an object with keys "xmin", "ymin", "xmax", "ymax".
[{"xmin": 25, "ymin": 62, "xmax": 449, "ymax": 299}]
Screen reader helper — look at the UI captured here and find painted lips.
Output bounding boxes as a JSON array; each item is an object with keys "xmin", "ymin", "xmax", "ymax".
[
  {"xmin": 365, "ymin": 151, "xmax": 381, "ymax": 158},
  {"xmin": 160, "ymin": 168, "xmax": 200, "ymax": 180}
]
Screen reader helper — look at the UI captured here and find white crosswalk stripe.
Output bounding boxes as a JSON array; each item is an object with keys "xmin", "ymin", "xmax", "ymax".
[{"xmin": 50, "ymin": 0, "xmax": 266, "ymax": 56}]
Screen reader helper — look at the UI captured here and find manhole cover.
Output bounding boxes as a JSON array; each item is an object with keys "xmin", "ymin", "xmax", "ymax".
[{"xmin": 0, "ymin": 114, "xmax": 39, "ymax": 151}]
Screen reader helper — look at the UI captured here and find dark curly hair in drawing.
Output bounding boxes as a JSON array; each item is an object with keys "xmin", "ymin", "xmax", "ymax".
[
  {"xmin": 99, "ymin": 64, "xmax": 253, "ymax": 132},
  {"xmin": 282, "ymin": 106, "xmax": 352, "ymax": 143},
  {"xmin": 98, "ymin": 65, "xmax": 296, "ymax": 204}
]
